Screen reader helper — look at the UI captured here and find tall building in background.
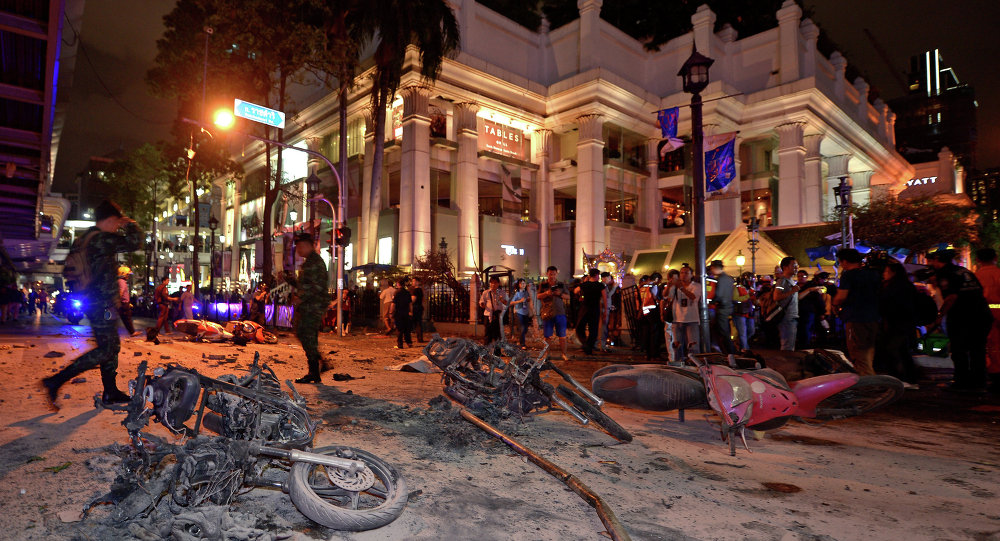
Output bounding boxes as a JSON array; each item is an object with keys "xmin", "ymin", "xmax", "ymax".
[
  {"xmin": 0, "ymin": 0, "xmax": 83, "ymax": 272},
  {"xmin": 889, "ymin": 49, "xmax": 978, "ymax": 168}
]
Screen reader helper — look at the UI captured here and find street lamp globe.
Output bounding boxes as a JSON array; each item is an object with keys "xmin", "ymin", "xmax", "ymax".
[
  {"xmin": 735, "ymin": 251, "xmax": 746, "ymax": 268},
  {"xmin": 678, "ymin": 48, "xmax": 714, "ymax": 94},
  {"xmin": 213, "ymin": 109, "xmax": 235, "ymax": 130},
  {"xmin": 208, "ymin": 214, "xmax": 219, "ymax": 232}
]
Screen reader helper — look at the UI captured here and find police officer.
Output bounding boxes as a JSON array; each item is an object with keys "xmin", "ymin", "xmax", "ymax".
[
  {"xmin": 43, "ymin": 200, "xmax": 143, "ymax": 407},
  {"xmin": 286, "ymin": 233, "xmax": 330, "ymax": 384}
]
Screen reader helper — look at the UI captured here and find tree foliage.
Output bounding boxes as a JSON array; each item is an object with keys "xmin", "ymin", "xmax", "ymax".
[
  {"xmin": 99, "ymin": 143, "xmax": 182, "ymax": 230},
  {"xmin": 356, "ymin": 0, "xmax": 460, "ymax": 263},
  {"xmin": 413, "ymin": 247, "xmax": 466, "ymax": 297},
  {"xmin": 851, "ymin": 198, "xmax": 977, "ymax": 254}
]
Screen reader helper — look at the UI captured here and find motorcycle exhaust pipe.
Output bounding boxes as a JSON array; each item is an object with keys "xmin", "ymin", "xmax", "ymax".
[
  {"xmin": 551, "ymin": 394, "xmax": 589, "ymax": 425},
  {"xmin": 254, "ymin": 445, "xmax": 366, "ymax": 474},
  {"xmin": 549, "ymin": 364, "xmax": 605, "ymax": 407}
]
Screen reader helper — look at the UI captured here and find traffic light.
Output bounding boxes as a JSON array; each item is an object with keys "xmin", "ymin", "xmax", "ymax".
[{"xmin": 335, "ymin": 226, "xmax": 351, "ymax": 247}]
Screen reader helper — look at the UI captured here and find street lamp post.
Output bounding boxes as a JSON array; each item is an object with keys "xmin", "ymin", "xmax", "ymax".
[
  {"xmin": 209, "ymin": 214, "xmax": 218, "ymax": 320},
  {"xmin": 182, "ymin": 115, "xmax": 347, "ymax": 337},
  {"xmin": 747, "ymin": 216, "xmax": 760, "ymax": 276},
  {"xmin": 679, "ymin": 46, "xmax": 714, "ymax": 352},
  {"xmin": 833, "ymin": 176, "xmax": 854, "ymax": 249}
]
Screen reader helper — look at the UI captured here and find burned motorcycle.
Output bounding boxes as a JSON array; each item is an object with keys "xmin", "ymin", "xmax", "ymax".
[
  {"xmin": 95, "ymin": 354, "xmax": 407, "ymax": 532},
  {"xmin": 423, "ymin": 335, "xmax": 632, "ymax": 442}
]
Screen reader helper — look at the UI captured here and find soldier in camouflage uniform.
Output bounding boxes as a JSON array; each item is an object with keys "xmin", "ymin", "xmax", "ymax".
[
  {"xmin": 43, "ymin": 200, "xmax": 143, "ymax": 407},
  {"xmin": 286, "ymin": 233, "xmax": 330, "ymax": 383}
]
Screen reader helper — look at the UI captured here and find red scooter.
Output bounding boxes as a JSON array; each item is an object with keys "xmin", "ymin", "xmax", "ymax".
[{"xmin": 690, "ymin": 353, "xmax": 904, "ymax": 455}]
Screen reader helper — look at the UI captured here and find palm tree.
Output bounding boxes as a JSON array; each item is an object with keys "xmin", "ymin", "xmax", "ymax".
[{"xmin": 351, "ymin": 0, "xmax": 460, "ymax": 264}]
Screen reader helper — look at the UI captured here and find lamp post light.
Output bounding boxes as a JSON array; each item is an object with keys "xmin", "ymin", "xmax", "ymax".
[
  {"xmin": 747, "ymin": 215, "xmax": 760, "ymax": 276},
  {"xmin": 678, "ymin": 46, "xmax": 714, "ymax": 352},
  {"xmin": 208, "ymin": 214, "xmax": 218, "ymax": 320},
  {"xmin": 735, "ymin": 250, "xmax": 745, "ymax": 275},
  {"xmin": 833, "ymin": 176, "xmax": 854, "ymax": 249},
  {"xmin": 305, "ymin": 173, "xmax": 322, "ymax": 240}
]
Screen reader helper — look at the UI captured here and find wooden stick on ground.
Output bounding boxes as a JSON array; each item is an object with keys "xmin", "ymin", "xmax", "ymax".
[{"xmin": 460, "ymin": 409, "xmax": 632, "ymax": 541}]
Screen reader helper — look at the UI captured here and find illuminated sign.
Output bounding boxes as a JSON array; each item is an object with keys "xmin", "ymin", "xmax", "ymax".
[
  {"xmin": 480, "ymin": 120, "xmax": 525, "ymax": 160},
  {"xmin": 906, "ymin": 176, "xmax": 937, "ymax": 186},
  {"xmin": 500, "ymin": 244, "xmax": 525, "ymax": 256}
]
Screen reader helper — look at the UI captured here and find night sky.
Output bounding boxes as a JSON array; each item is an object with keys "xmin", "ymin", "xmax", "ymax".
[{"xmin": 52, "ymin": 0, "xmax": 1000, "ymax": 195}]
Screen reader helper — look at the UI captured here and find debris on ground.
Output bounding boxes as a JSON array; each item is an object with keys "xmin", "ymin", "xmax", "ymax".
[
  {"xmin": 43, "ymin": 351, "xmax": 65, "ymax": 358},
  {"xmin": 70, "ymin": 378, "xmax": 86, "ymax": 384},
  {"xmin": 385, "ymin": 356, "xmax": 440, "ymax": 373},
  {"xmin": 332, "ymin": 373, "xmax": 364, "ymax": 381}
]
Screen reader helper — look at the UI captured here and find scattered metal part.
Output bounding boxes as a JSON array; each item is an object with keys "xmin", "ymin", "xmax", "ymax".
[
  {"xmin": 461, "ymin": 409, "xmax": 632, "ymax": 541},
  {"xmin": 423, "ymin": 335, "xmax": 632, "ymax": 441}
]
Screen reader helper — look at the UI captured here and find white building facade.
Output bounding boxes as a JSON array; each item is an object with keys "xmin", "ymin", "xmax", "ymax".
[{"xmin": 219, "ymin": 0, "xmax": 912, "ymax": 285}]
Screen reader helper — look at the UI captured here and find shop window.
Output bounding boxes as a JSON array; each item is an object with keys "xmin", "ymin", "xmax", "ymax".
[
  {"xmin": 742, "ymin": 189, "xmax": 772, "ymax": 226},
  {"xmin": 659, "ymin": 143, "xmax": 685, "ymax": 173},
  {"xmin": 605, "ymin": 198, "xmax": 636, "ymax": 224},
  {"xmin": 554, "ymin": 197, "xmax": 575, "ymax": 221},
  {"xmin": 377, "ymin": 237, "xmax": 393, "ymax": 265},
  {"xmin": 661, "ymin": 186, "xmax": 688, "ymax": 229}
]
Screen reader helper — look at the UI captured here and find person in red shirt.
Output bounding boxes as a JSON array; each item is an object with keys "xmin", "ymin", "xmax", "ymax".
[{"xmin": 974, "ymin": 248, "xmax": 1000, "ymax": 391}]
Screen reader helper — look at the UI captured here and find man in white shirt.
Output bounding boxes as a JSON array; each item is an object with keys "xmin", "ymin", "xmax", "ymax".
[
  {"xmin": 379, "ymin": 280, "xmax": 397, "ymax": 334},
  {"xmin": 666, "ymin": 265, "xmax": 701, "ymax": 360}
]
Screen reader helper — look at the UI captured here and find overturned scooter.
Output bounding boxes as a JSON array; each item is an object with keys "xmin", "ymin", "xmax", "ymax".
[{"xmin": 690, "ymin": 353, "xmax": 904, "ymax": 456}]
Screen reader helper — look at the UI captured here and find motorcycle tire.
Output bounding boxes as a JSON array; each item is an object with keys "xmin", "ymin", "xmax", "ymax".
[
  {"xmin": 812, "ymin": 375, "xmax": 904, "ymax": 420},
  {"xmin": 288, "ymin": 446, "xmax": 408, "ymax": 531},
  {"xmin": 556, "ymin": 384, "xmax": 633, "ymax": 442}
]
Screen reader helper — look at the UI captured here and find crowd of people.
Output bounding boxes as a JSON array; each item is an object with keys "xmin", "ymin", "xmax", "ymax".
[{"xmin": 22, "ymin": 197, "xmax": 1000, "ymax": 408}]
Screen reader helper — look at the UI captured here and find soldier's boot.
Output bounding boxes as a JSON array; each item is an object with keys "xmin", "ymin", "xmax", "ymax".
[
  {"xmin": 42, "ymin": 362, "xmax": 87, "ymax": 405},
  {"xmin": 100, "ymin": 370, "xmax": 130, "ymax": 405},
  {"xmin": 296, "ymin": 356, "xmax": 322, "ymax": 384}
]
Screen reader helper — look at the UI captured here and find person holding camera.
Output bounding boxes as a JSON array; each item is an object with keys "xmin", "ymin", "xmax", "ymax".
[
  {"xmin": 538, "ymin": 265, "xmax": 570, "ymax": 360},
  {"xmin": 666, "ymin": 265, "xmax": 701, "ymax": 359},
  {"xmin": 479, "ymin": 275, "xmax": 508, "ymax": 345}
]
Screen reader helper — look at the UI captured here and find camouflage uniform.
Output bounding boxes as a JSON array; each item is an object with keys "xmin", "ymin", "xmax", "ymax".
[
  {"xmin": 46, "ymin": 223, "xmax": 143, "ymax": 394},
  {"xmin": 288, "ymin": 251, "xmax": 329, "ymax": 377}
]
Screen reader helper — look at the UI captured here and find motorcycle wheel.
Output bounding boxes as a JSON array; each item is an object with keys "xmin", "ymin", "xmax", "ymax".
[
  {"xmin": 812, "ymin": 375, "xmax": 904, "ymax": 420},
  {"xmin": 288, "ymin": 446, "xmax": 408, "ymax": 531},
  {"xmin": 556, "ymin": 384, "xmax": 633, "ymax": 442},
  {"xmin": 67, "ymin": 314, "xmax": 82, "ymax": 325},
  {"xmin": 260, "ymin": 330, "xmax": 278, "ymax": 344}
]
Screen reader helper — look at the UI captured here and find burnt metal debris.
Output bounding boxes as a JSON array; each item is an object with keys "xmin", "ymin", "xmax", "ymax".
[
  {"xmin": 85, "ymin": 354, "xmax": 408, "ymax": 537},
  {"xmin": 422, "ymin": 335, "xmax": 632, "ymax": 442}
]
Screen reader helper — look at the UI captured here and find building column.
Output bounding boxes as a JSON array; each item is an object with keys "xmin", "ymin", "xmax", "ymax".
[
  {"xmin": 824, "ymin": 154, "xmax": 851, "ymax": 219},
  {"xmin": 776, "ymin": 0, "xmax": 802, "ymax": 84},
  {"xmin": 691, "ymin": 4, "xmax": 716, "ymax": 55},
  {"xmin": 802, "ymin": 134, "xmax": 824, "ymax": 223},
  {"xmin": 575, "ymin": 113, "xmax": 605, "ymax": 276},
  {"xmin": 455, "ymin": 102, "xmax": 480, "ymax": 274},
  {"xmin": 577, "ymin": 0, "xmax": 603, "ymax": 72},
  {"xmin": 852, "ymin": 171, "xmax": 873, "ymax": 206},
  {"xmin": 775, "ymin": 122, "xmax": 806, "ymax": 226},
  {"xmin": 533, "ymin": 129, "xmax": 553, "ymax": 272},
  {"xmin": 831, "ymin": 51, "xmax": 847, "ymax": 100},
  {"xmin": 398, "ymin": 85, "xmax": 431, "ymax": 267},
  {"xmin": 800, "ymin": 18, "xmax": 819, "ymax": 78},
  {"xmin": 642, "ymin": 138, "xmax": 660, "ymax": 247},
  {"xmin": 359, "ymin": 108, "xmax": 377, "ymax": 264}
]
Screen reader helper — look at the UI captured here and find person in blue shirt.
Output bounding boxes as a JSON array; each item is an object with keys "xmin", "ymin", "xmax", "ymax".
[{"xmin": 510, "ymin": 278, "xmax": 533, "ymax": 348}]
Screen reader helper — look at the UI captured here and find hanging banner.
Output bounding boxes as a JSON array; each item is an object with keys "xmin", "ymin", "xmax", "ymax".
[
  {"xmin": 656, "ymin": 107, "xmax": 684, "ymax": 157},
  {"xmin": 705, "ymin": 132, "xmax": 737, "ymax": 194}
]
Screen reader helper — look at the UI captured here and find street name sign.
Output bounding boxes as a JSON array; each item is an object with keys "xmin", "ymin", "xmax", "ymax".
[{"xmin": 234, "ymin": 99, "xmax": 285, "ymax": 129}]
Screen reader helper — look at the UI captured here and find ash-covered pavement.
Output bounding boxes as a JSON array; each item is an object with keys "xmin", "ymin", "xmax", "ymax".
[{"xmin": 0, "ymin": 313, "xmax": 998, "ymax": 540}]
